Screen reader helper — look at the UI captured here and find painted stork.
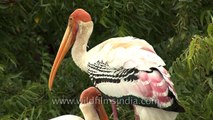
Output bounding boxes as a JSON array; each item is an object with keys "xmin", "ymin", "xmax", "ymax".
[
  {"xmin": 48, "ymin": 9, "xmax": 184, "ymax": 120},
  {"xmin": 50, "ymin": 87, "xmax": 108, "ymax": 120}
]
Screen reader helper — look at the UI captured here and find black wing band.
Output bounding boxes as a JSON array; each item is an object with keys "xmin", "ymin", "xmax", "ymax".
[{"xmin": 88, "ymin": 61, "xmax": 139, "ymax": 85}]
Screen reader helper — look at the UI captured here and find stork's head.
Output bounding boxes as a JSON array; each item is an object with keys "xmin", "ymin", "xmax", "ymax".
[
  {"xmin": 70, "ymin": 9, "xmax": 91, "ymax": 24},
  {"xmin": 80, "ymin": 87, "xmax": 108, "ymax": 120},
  {"xmin": 48, "ymin": 9, "xmax": 92, "ymax": 90},
  {"xmin": 80, "ymin": 87, "xmax": 101, "ymax": 104}
]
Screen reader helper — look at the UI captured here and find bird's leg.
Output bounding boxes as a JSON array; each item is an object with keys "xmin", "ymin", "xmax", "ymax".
[
  {"xmin": 111, "ymin": 100, "xmax": 118, "ymax": 120},
  {"xmin": 133, "ymin": 105, "xmax": 140, "ymax": 120}
]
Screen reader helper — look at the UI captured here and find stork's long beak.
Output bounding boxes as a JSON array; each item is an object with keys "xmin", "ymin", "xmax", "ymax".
[
  {"xmin": 96, "ymin": 102, "xmax": 109, "ymax": 120},
  {"xmin": 48, "ymin": 24, "xmax": 75, "ymax": 91}
]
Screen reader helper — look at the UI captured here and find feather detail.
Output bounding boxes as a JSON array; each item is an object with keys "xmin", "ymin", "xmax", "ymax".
[
  {"xmin": 88, "ymin": 60, "xmax": 186, "ymax": 112},
  {"xmin": 85, "ymin": 36, "xmax": 184, "ymax": 112}
]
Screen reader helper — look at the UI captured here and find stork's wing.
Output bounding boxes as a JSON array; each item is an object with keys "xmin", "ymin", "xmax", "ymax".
[
  {"xmin": 87, "ymin": 36, "xmax": 165, "ymax": 71},
  {"xmin": 87, "ymin": 36, "xmax": 184, "ymax": 112}
]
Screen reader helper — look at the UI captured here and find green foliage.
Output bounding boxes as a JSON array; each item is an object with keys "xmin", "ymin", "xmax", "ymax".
[
  {"xmin": 171, "ymin": 29, "xmax": 213, "ymax": 119},
  {"xmin": 0, "ymin": 0, "xmax": 213, "ymax": 120}
]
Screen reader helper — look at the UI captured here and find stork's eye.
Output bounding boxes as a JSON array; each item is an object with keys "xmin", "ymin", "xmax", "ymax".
[
  {"xmin": 69, "ymin": 17, "xmax": 73, "ymax": 21},
  {"xmin": 68, "ymin": 17, "xmax": 73, "ymax": 27}
]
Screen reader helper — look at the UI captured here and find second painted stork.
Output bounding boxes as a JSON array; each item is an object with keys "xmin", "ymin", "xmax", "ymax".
[
  {"xmin": 48, "ymin": 9, "xmax": 185, "ymax": 120},
  {"xmin": 50, "ymin": 87, "xmax": 108, "ymax": 120}
]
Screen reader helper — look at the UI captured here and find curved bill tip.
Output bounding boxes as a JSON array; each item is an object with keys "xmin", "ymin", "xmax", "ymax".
[
  {"xmin": 47, "ymin": 25, "xmax": 73, "ymax": 91},
  {"xmin": 48, "ymin": 82, "xmax": 53, "ymax": 91}
]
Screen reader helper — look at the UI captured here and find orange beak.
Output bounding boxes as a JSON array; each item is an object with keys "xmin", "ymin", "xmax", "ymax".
[{"xmin": 48, "ymin": 23, "xmax": 76, "ymax": 91}]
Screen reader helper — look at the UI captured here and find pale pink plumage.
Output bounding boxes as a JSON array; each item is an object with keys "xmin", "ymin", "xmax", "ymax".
[
  {"xmin": 48, "ymin": 9, "xmax": 184, "ymax": 120},
  {"xmin": 79, "ymin": 36, "xmax": 184, "ymax": 120},
  {"xmin": 85, "ymin": 37, "xmax": 175, "ymax": 105},
  {"xmin": 138, "ymin": 67, "xmax": 175, "ymax": 107}
]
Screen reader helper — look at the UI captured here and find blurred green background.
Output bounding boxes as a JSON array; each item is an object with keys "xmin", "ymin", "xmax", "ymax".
[{"xmin": 0, "ymin": 0, "xmax": 213, "ymax": 119}]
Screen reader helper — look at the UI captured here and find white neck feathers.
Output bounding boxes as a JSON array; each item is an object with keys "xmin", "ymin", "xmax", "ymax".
[{"xmin": 71, "ymin": 21, "xmax": 93, "ymax": 71}]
